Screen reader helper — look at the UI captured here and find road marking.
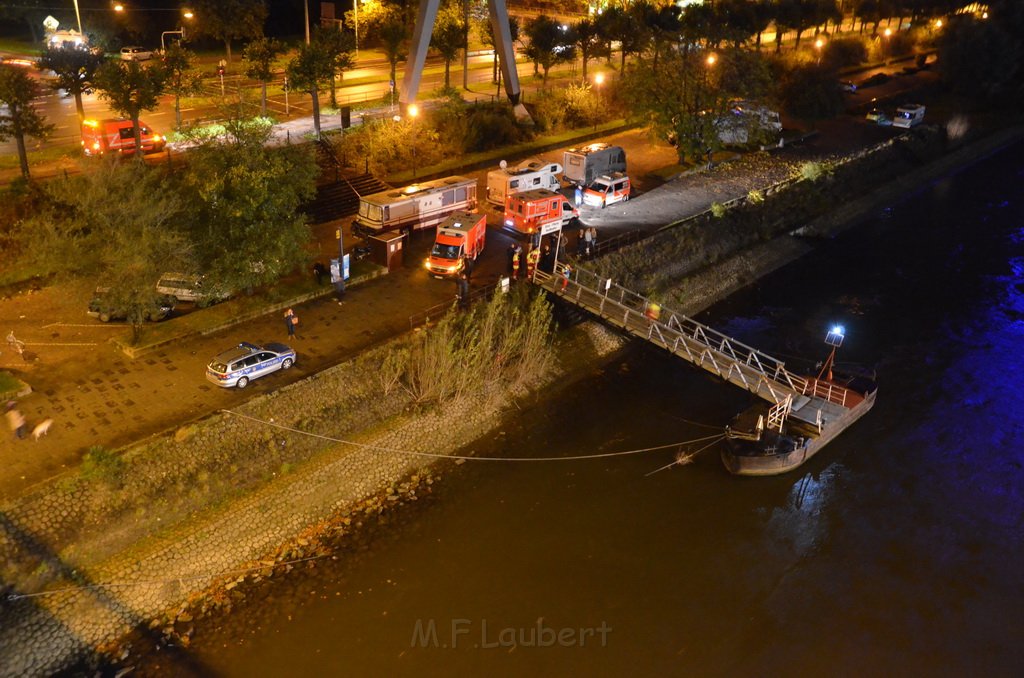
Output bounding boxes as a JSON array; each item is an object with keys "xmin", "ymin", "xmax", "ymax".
[
  {"xmin": 42, "ymin": 322, "xmax": 122, "ymax": 329},
  {"xmin": 18, "ymin": 342, "xmax": 98, "ymax": 346}
]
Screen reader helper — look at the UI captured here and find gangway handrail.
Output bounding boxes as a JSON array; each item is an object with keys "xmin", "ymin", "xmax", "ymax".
[{"xmin": 535, "ymin": 265, "xmax": 853, "ymax": 408}]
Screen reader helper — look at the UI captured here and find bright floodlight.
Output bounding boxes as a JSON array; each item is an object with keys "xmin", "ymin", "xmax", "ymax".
[
  {"xmin": 825, "ymin": 325, "xmax": 845, "ymax": 347},
  {"xmin": 594, "ymin": 72, "xmax": 604, "ymax": 85},
  {"xmin": 408, "ymin": 103, "xmax": 419, "ymax": 118},
  {"xmin": 884, "ymin": 28, "xmax": 892, "ymax": 37},
  {"xmin": 114, "ymin": 4, "xmax": 124, "ymax": 12},
  {"xmin": 815, "ymin": 38, "xmax": 824, "ymax": 49},
  {"xmin": 706, "ymin": 54, "xmax": 716, "ymax": 66}
]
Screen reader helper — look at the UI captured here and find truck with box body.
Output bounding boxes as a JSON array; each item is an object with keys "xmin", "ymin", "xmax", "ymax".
[
  {"xmin": 503, "ymin": 189, "xmax": 579, "ymax": 236},
  {"xmin": 352, "ymin": 175, "xmax": 477, "ymax": 238},
  {"xmin": 425, "ymin": 211, "xmax": 487, "ymax": 278},
  {"xmin": 486, "ymin": 158, "xmax": 563, "ymax": 206},
  {"xmin": 80, "ymin": 118, "xmax": 166, "ymax": 156},
  {"xmin": 562, "ymin": 143, "xmax": 627, "ymax": 187}
]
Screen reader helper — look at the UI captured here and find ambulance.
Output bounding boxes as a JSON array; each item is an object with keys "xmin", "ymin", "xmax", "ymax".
[
  {"xmin": 425, "ymin": 211, "xmax": 487, "ymax": 278},
  {"xmin": 80, "ymin": 118, "xmax": 167, "ymax": 156},
  {"xmin": 503, "ymin": 189, "xmax": 579, "ymax": 236}
]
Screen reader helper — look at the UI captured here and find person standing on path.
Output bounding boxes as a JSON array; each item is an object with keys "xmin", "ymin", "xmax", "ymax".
[
  {"xmin": 313, "ymin": 262, "xmax": 327, "ymax": 286},
  {"xmin": 506, "ymin": 243, "xmax": 517, "ymax": 277},
  {"xmin": 6, "ymin": 402, "xmax": 26, "ymax": 441},
  {"xmin": 574, "ymin": 184, "xmax": 583, "ymax": 207},
  {"xmin": 511, "ymin": 247, "xmax": 521, "ymax": 281},
  {"xmin": 583, "ymin": 227, "xmax": 594, "ymax": 257},
  {"xmin": 284, "ymin": 308, "xmax": 298, "ymax": 339}
]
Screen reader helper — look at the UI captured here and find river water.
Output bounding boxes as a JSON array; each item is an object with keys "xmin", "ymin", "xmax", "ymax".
[{"xmin": 128, "ymin": 143, "xmax": 1023, "ymax": 676}]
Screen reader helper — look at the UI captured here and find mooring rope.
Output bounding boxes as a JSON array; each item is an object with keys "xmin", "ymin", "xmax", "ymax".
[{"xmin": 223, "ymin": 409, "xmax": 723, "ymax": 463}]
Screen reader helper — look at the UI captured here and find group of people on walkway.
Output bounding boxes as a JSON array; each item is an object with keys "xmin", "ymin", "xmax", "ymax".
[{"xmin": 577, "ymin": 227, "xmax": 599, "ymax": 258}]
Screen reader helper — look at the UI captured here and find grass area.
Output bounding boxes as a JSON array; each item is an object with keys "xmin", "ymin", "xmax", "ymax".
[
  {"xmin": 0, "ymin": 145, "xmax": 78, "ymax": 171},
  {"xmin": 0, "ymin": 371, "xmax": 27, "ymax": 399},
  {"xmin": 130, "ymin": 259, "xmax": 380, "ymax": 349},
  {"xmin": 0, "ymin": 36, "xmax": 37, "ymax": 54}
]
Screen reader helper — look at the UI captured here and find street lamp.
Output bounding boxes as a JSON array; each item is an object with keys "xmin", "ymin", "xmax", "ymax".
[
  {"xmin": 161, "ymin": 8, "xmax": 193, "ymax": 52},
  {"xmin": 592, "ymin": 73, "xmax": 604, "ymax": 130},
  {"xmin": 814, "ymin": 38, "xmax": 824, "ymax": 65},
  {"xmin": 706, "ymin": 53, "xmax": 717, "ymax": 67}
]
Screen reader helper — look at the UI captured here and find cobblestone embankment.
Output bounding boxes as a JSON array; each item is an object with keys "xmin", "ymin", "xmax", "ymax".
[{"xmin": 0, "ymin": 320, "xmax": 626, "ymax": 676}]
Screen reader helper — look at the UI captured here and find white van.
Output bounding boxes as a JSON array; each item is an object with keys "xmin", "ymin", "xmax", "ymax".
[
  {"xmin": 892, "ymin": 104, "xmax": 925, "ymax": 129},
  {"xmin": 486, "ymin": 159, "xmax": 562, "ymax": 206}
]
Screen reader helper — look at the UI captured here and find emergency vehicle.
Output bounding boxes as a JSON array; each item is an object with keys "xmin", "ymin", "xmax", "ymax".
[
  {"xmin": 563, "ymin": 143, "xmax": 627, "ymax": 186},
  {"xmin": 503, "ymin": 189, "xmax": 578, "ymax": 236},
  {"xmin": 583, "ymin": 173, "xmax": 631, "ymax": 208},
  {"xmin": 352, "ymin": 176, "xmax": 477, "ymax": 237},
  {"xmin": 486, "ymin": 158, "xmax": 562, "ymax": 206},
  {"xmin": 80, "ymin": 118, "xmax": 166, "ymax": 156},
  {"xmin": 425, "ymin": 211, "xmax": 486, "ymax": 278}
]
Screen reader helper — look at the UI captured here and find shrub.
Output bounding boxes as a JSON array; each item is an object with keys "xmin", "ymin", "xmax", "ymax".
[
  {"xmin": 711, "ymin": 202, "xmax": 727, "ymax": 218},
  {"xmin": 81, "ymin": 446, "xmax": 125, "ymax": 487},
  {"xmin": 799, "ymin": 161, "xmax": 826, "ymax": 182},
  {"xmin": 821, "ymin": 37, "xmax": 868, "ymax": 71}
]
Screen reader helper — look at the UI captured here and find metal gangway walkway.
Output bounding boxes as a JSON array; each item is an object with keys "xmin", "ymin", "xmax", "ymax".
[{"xmin": 533, "ymin": 265, "xmax": 856, "ymax": 417}]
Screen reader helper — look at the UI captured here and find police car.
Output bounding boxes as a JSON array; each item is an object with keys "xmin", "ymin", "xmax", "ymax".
[{"xmin": 206, "ymin": 342, "xmax": 296, "ymax": 389}]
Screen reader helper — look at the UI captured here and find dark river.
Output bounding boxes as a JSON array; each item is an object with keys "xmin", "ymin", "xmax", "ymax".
[{"xmin": 129, "ymin": 143, "xmax": 1024, "ymax": 676}]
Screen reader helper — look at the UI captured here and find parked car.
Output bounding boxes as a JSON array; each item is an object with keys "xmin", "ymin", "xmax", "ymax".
[
  {"xmin": 87, "ymin": 288, "xmax": 175, "ymax": 323},
  {"xmin": 865, "ymin": 109, "xmax": 892, "ymax": 126},
  {"xmin": 120, "ymin": 46, "xmax": 153, "ymax": 61},
  {"xmin": 156, "ymin": 273, "xmax": 231, "ymax": 305},
  {"xmin": 583, "ymin": 173, "xmax": 631, "ymax": 208},
  {"xmin": 206, "ymin": 342, "xmax": 296, "ymax": 389},
  {"xmin": 860, "ymin": 72, "xmax": 891, "ymax": 88}
]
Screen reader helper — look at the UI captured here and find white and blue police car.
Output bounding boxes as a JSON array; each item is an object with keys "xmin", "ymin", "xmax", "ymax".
[{"xmin": 206, "ymin": 341, "xmax": 296, "ymax": 389}]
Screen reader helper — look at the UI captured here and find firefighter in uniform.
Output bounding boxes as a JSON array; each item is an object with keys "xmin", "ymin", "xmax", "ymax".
[
  {"xmin": 526, "ymin": 246, "xmax": 540, "ymax": 280},
  {"xmin": 511, "ymin": 247, "xmax": 521, "ymax": 281}
]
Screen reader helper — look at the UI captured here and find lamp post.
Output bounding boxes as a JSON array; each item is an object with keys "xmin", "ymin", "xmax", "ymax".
[
  {"xmin": 161, "ymin": 9, "xmax": 193, "ymax": 53},
  {"xmin": 814, "ymin": 38, "xmax": 824, "ymax": 65},
  {"xmin": 405, "ymin": 104, "xmax": 417, "ymax": 179},
  {"xmin": 592, "ymin": 72, "xmax": 603, "ymax": 131},
  {"xmin": 71, "ymin": 0, "xmax": 83, "ymax": 34}
]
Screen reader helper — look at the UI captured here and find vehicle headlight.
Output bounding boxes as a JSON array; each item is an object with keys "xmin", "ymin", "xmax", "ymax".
[{"xmin": 424, "ymin": 259, "xmax": 431, "ymax": 269}]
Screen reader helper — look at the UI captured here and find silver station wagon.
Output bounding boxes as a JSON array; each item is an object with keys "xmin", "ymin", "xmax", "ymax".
[{"xmin": 206, "ymin": 342, "xmax": 296, "ymax": 389}]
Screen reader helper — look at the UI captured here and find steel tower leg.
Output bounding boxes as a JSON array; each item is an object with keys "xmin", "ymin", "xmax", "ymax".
[
  {"xmin": 399, "ymin": 0, "xmax": 442, "ymax": 109},
  {"xmin": 488, "ymin": 0, "xmax": 531, "ymax": 121}
]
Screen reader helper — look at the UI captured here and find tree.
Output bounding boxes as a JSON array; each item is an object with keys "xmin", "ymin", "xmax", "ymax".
[
  {"xmin": 0, "ymin": 66, "xmax": 54, "ymax": 179},
  {"xmin": 779, "ymin": 63, "xmax": 845, "ymax": 121},
  {"xmin": 93, "ymin": 59, "xmax": 168, "ymax": 157},
  {"xmin": 597, "ymin": 6, "xmax": 648, "ymax": 72},
  {"xmin": 162, "ymin": 44, "xmax": 204, "ymax": 129},
  {"xmin": 287, "ymin": 40, "xmax": 334, "ymax": 138},
  {"xmin": 524, "ymin": 15, "xmax": 575, "ymax": 86},
  {"xmin": 19, "ymin": 163, "xmax": 187, "ymax": 344},
  {"xmin": 379, "ymin": 9, "xmax": 408, "ymax": 94},
  {"xmin": 478, "ymin": 14, "xmax": 520, "ymax": 84},
  {"xmin": 314, "ymin": 27, "xmax": 356, "ymax": 109},
  {"xmin": 192, "ymin": 0, "xmax": 268, "ymax": 63},
  {"xmin": 432, "ymin": 6, "xmax": 466, "ymax": 90},
  {"xmin": 572, "ymin": 18, "xmax": 608, "ymax": 83},
  {"xmin": 36, "ymin": 44, "xmax": 105, "ymax": 120},
  {"xmin": 178, "ymin": 118, "xmax": 316, "ymax": 294},
  {"xmin": 937, "ymin": 13, "xmax": 1021, "ymax": 101},
  {"xmin": 625, "ymin": 47, "xmax": 771, "ymax": 164},
  {"xmin": 243, "ymin": 36, "xmax": 285, "ymax": 117}
]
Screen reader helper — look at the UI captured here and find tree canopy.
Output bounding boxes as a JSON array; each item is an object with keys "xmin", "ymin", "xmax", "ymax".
[
  {"xmin": 37, "ymin": 45, "xmax": 105, "ymax": 120},
  {"xmin": 0, "ymin": 66, "xmax": 54, "ymax": 178}
]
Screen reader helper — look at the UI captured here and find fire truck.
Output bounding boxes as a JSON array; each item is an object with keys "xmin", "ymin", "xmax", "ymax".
[
  {"xmin": 503, "ymin": 189, "xmax": 579, "ymax": 236},
  {"xmin": 80, "ymin": 118, "xmax": 167, "ymax": 156},
  {"xmin": 425, "ymin": 211, "xmax": 487, "ymax": 278}
]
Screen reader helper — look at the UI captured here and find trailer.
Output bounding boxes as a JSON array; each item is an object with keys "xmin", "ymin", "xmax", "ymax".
[
  {"xmin": 715, "ymin": 102, "xmax": 782, "ymax": 145},
  {"xmin": 563, "ymin": 143, "xmax": 627, "ymax": 186},
  {"xmin": 425, "ymin": 211, "xmax": 486, "ymax": 278},
  {"xmin": 352, "ymin": 176, "xmax": 477, "ymax": 238},
  {"xmin": 486, "ymin": 158, "xmax": 563, "ymax": 206}
]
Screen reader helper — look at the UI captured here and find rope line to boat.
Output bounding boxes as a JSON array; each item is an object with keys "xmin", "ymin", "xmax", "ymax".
[
  {"xmin": 644, "ymin": 435, "xmax": 726, "ymax": 477},
  {"xmin": 223, "ymin": 409, "xmax": 722, "ymax": 462},
  {"xmin": 5, "ymin": 554, "xmax": 332, "ymax": 601}
]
